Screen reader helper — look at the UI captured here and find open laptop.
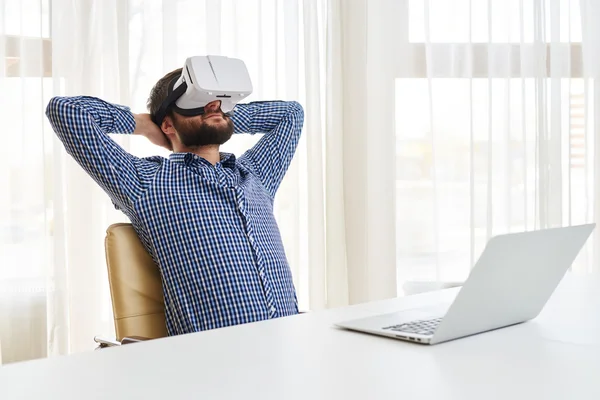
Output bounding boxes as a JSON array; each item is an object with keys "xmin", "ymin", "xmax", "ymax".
[{"xmin": 335, "ymin": 223, "xmax": 595, "ymax": 345}]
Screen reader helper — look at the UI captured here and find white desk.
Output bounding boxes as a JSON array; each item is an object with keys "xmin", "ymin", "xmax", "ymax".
[{"xmin": 2, "ymin": 272, "xmax": 600, "ymax": 399}]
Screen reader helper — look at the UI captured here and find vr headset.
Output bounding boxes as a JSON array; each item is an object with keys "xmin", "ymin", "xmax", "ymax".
[{"xmin": 152, "ymin": 55, "xmax": 253, "ymax": 126}]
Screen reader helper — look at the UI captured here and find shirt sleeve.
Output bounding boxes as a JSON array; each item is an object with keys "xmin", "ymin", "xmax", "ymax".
[
  {"xmin": 45, "ymin": 95, "xmax": 157, "ymax": 210},
  {"xmin": 231, "ymin": 101, "xmax": 304, "ymax": 197}
]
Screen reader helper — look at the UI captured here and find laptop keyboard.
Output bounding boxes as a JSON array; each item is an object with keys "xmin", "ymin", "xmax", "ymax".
[{"xmin": 382, "ymin": 317, "xmax": 443, "ymax": 336}]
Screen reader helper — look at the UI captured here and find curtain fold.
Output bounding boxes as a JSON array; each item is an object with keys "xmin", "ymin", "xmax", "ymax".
[
  {"xmin": 324, "ymin": 0, "xmax": 349, "ymax": 308},
  {"xmin": 337, "ymin": 0, "xmax": 399, "ymax": 306}
]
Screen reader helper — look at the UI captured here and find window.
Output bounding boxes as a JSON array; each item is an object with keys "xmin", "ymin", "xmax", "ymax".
[{"xmin": 394, "ymin": 0, "xmax": 593, "ymax": 286}]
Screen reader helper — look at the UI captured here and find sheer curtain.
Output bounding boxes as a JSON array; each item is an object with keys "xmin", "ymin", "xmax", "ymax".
[
  {"xmin": 392, "ymin": 0, "xmax": 599, "ymax": 290},
  {"xmin": 0, "ymin": 0, "xmax": 134, "ymax": 363},
  {"xmin": 1, "ymin": 0, "xmax": 337, "ymax": 364},
  {"xmin": 0, "ymin": 0, "xmax": 55, "ymax": 364}
]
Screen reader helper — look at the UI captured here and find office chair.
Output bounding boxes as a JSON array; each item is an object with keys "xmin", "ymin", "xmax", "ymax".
[{"xmin": 94, "ymin": 223, "xmax": 168, "ymax": 348}]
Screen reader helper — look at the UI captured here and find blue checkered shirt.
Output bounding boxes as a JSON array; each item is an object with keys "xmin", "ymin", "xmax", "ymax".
[{"xmin": 46, "ymin": 96, "xmax": 304, "ymax": 335}]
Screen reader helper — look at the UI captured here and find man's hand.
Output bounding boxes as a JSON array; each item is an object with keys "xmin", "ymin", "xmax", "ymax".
[{"xmin": 133, "ymin": 113, "xmax": 172, "ymax": 151}]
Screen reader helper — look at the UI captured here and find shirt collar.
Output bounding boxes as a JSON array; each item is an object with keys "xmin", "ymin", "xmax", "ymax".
[
  {"xmin": 168, "ymin": 152, "xmax": 237, "ymax": 168},
  {"xmin": 220, "ymin": 152, "xmax": 237, "ymax": 169}
]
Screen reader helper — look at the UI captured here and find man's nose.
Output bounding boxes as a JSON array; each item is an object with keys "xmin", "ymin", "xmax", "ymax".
[{"xmin": 204, "ymin": 100, "xmax": 221, "ymax": 113}]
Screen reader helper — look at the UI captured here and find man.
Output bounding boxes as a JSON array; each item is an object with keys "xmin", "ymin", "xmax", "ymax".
[{"xmin": 45, "ymin": 67, "xmax": 304, "ymax": 335}]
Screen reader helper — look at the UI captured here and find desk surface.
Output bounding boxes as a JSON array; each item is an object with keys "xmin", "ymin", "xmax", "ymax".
[{"xmin": 2, "ymin": 272, "xmax": 600, "ymax": 399}]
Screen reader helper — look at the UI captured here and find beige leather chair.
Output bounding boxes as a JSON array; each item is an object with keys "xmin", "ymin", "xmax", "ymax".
[{"xmin": 94, "ymin": 223, "xmax": 168, "ymax": 348}]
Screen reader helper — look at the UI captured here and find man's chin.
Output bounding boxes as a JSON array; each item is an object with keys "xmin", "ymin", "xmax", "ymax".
[{"xmin": 215, "ymin": 134, "xmax": 233, "ymax": 145}]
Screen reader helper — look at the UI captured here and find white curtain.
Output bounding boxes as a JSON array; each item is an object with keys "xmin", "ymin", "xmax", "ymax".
[
  {"xmin": 1, "ymin": 0, "xmax": 598, "ymax": 364},
  {"xmin": 0, "ymin": 0, "xmax": 132, "ymax": 363},
  {"xmin": 1, "ymin": 0, "xmax": 55, "ymax": 364},
  {"xmin": 392, "ymin": 0, "xmax": 599, "ymax": 289},
  {"xmin": 331, "ymin": 0, "xmax": 399, "ymax": 304}
]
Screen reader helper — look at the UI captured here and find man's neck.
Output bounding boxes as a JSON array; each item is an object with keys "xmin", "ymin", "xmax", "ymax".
[{"xmin": 175, "ymin": 145, "xmax": 221, "ymax": 165}]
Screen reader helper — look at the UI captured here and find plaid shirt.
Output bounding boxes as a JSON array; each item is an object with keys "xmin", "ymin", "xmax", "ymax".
[{"xmin": 46, "ymin": 96, "xmax": 304, "ymax": 335}]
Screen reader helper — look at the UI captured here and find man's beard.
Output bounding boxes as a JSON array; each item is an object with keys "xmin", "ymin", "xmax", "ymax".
[{"xmin": 172, "ymin": 112, "xmax": 234, "ymax": 148}]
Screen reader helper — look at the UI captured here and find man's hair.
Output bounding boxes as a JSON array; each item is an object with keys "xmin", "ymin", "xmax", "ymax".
[{"xmin": 146, "ymin": 67, "xmax": 182, "ymax": 120}]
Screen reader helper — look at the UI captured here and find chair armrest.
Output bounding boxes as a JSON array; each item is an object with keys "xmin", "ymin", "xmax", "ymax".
[
  {"xmin": 121, "ymin": 336, "xmax": 151, "ymax": 344},
  {"xmin": 94, "ymin": 335, "xmax": 152, "ymax": 349},
  {"xmin": 94, "ymin": 335, "xmax": 122, "ymax": 348}
]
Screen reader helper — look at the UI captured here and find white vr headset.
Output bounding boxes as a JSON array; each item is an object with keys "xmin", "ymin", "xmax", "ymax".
[{"xmin": 152, "ymin": 55, "xmax": 253, "ymax": 126}]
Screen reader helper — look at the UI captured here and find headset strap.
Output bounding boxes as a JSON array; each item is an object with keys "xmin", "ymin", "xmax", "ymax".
[{"xmin": 152, "ymin": 75, "xmax": 191, "ymax": 126}]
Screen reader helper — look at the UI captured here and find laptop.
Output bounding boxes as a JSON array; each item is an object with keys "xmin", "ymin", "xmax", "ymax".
[{"xmin": 335, "ymin": 223, "xmax": 595, "ymax": 345}]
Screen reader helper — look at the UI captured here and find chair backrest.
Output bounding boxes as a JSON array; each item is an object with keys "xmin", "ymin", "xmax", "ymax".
[{"xmin": 104, "ymin": 223, "xmax": 168, "ymax": 340}]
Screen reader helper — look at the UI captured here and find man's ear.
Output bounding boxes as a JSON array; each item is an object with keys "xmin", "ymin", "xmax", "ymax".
[{"xmin": 161, "ymin": 115, "xmax": 177, "ymax": 140}]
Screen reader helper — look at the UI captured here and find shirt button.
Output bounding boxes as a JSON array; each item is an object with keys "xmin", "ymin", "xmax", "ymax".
[{"xmin": 270, "ymin": 306, "xmax": 276, "ymax": 313}]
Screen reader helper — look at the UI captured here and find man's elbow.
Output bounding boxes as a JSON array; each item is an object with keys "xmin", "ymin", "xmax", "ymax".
[
  {"xmin": 45, "ymin": 96, "xmax": 85, "ymax": 126},
  {"xmin": 288, "ymin": 101, "xmax": 304, "ymax": 124},
  {"xmin": 45, "ymin": 96, "xmax": 66, "ymax": 120},
  {"xmin": 45, "ymin": 96, "xmax": 81, "ymax": 140}
]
